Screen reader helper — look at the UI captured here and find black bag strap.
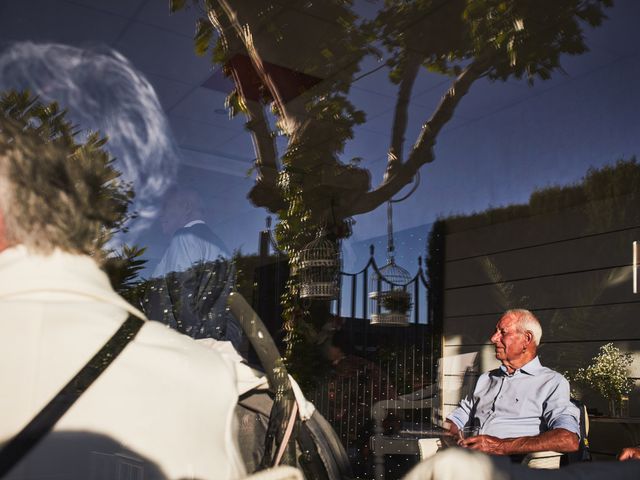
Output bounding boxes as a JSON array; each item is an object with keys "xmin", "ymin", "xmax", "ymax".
[{"xmin": 0, "ymin": 314, "xmax": 144, "ymax": 477}]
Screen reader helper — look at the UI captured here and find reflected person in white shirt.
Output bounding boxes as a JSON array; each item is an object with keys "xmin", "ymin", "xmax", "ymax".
[
  {"xmin": 154, "ymin": 188, "xmax": 229, "ymax": 276},
  {"xmin": 147, "ymin": 188, "xmax": 243, "ymax": 351}
]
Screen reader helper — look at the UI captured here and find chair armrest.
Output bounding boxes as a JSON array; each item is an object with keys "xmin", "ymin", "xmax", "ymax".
[
  {"xmin": 417, "ymin": 438, "xmax": 441, "ymax": 460},
  {"xmin": 243, "ymin": 466, "xmax": 303, "ymax": 480},
  {"xmin": 521, "ymin": 451, "xmax": 563, "ymax": 469}
]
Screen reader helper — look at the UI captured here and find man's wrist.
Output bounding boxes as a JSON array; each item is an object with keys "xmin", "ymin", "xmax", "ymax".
[
  {"xmin": 445, "ymin": 417, "xmax": 463, "ymax": 431},
  {"xmin": 444, "ymin": 419, "xmax": 459, "ymax": 434}
]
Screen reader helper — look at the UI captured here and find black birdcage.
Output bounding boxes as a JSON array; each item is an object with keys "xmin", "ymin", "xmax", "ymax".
[{"xmin": 298, "ymin": 233, "xmax": 341, "ymax": 299}]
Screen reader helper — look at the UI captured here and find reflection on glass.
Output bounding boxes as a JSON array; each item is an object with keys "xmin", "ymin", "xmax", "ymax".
[{"xmin": 141, "ymin": 188, "xmax": 243, "ymax": 351}]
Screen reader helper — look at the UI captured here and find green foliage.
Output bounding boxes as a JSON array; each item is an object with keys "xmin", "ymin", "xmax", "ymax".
[
  {"xmin": 467, "ymin": 0, "xmax": 612, "ymax": 83},
  {"xmin": 0, "ymin": 90, "xmax": 133, "ymax": 242},
  {"xmin": 181, "ymin": 0, "xmax": 612, "ymax": 385},
  {"xmin": 169, "ymin": 0, "xmax": 188, "ymax": 13},
  {"xmin": 190, "ymin": 0, "xmax": 370, "ymax": 178},
  {"xmin": 104, "ymin": 245, "xmax": 147, "ymax": 299},
  {"xmin": 225, "ymin": 89, "xmax": 247, "ymax": 118},
  {"xmin": 274, "ymin": 169, "xmax": 320, "ymax": 382},
  {"xmin": 0, "ymin": 90, "xmax": 144, "ymax": 289},
  {"xmin": 380, "ymin": 289, "xmax": 412, "ymax": 314},
  {"xmin": 195, "ymin": 18, "xmax": 214, "ymax": 57},
  {"xmin": 1, "ymin": 90, "xmax": 77, "ymax": 145},
  {"xmin": 436, "ymin": 157, "xmax": 640, "ymax": 234},
  {"xmin": 377, "ymin": 0, "xmax": 612, "ymax": 85},
  {"xmin": 583, "ymin": 157, "xmax": 640, "ymax": 199},
  {"xmin": 376, "ymin": 0, "xmax": 469, "ymax": 80},
  {"xmin": 189, "ymin": 0, "xmax": 612, "ymax": 237},
  {"xmin": 572, "ymin": 343, "xmax": 634, "ymax": 401}
]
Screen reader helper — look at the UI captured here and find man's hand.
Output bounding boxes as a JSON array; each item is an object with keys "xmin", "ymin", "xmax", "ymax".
[
  {"xmin": 445, "ymin": 421, "xmax": 460, "ymax": 437},
  {"xmin": 459, "ymin": 435, "xmax": 507, "ymax": 455},
  {"xmin": 618, "ymin": 447, "xmax": 640, "ymax": 461}
]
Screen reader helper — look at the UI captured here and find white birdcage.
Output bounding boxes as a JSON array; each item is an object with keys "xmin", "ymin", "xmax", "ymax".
[
  {"xmin": 369, "ymin": 259, "xmax": 412, "ymax": 326},
  {"xmin": 298, "ymin": 234, "xmax": 341, "ymax": 299},
  {"xmin": 369, "ymin": 201, "xmax": 412, "ymax": 326}
]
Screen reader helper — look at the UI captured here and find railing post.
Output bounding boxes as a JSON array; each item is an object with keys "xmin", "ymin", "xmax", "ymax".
[
  {"xmin": 363, "ymin": 244, "xmax": 374, "ymax": 320},
  {"xmin": 259, "ymin": 216, "xmax": 271, "ymax": 266},
  {"xmin": 351, "ymin": 275, "xmax": 357, "ymax": 320},
  {"xmin": 414, "ymin": 257, "xmax": 422, "ymax": 324},
  {"xmin": 376, "ymin": 277, "xmax": 382, "ymax": 317}
]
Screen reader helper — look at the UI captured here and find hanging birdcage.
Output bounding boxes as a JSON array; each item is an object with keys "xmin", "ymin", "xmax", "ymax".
[
  {"xmin": 298, "ymin": 233, "xmax": 341, "ymax": 299},
  {"xmin": 369, "ymin": 201, "xmax": 412, "ymax": 326},
  {"xmin": 369, "ymin": 259, "xmax": 412, "ymax": 326}
]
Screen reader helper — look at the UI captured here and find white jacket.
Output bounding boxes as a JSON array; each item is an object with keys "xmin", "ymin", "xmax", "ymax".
[{"xmin": 0, "ymin": 246, "xmax": 246, "ymax": 480}]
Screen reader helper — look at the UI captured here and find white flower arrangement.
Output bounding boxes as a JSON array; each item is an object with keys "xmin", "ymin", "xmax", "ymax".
[{"xmin": 573, "ymin": 343, "xmax": 634, "ymax": 402}]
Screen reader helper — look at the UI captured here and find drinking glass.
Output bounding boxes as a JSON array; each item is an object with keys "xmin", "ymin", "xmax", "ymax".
[{"xmin": 459, "ymin": 426, "xmax": 480, "ymax": 440}]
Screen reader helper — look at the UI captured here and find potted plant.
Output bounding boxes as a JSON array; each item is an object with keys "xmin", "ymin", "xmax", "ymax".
[
  {"xmin": 573, "ymin": 343, "xmax": 634, "ymax": 417},
  {"xmin": 380, "ymin": 289, "xmax": 412, "ymax": 315}
]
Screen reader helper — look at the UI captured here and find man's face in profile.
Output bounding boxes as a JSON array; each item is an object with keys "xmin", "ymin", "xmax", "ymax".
[
  {"xmin": 490, "ymin": 313, "xmax": 528, "ymax": 367},
  {"xmin": 159, "ymin": 193, "xmax": 188, "ymax": 235}
]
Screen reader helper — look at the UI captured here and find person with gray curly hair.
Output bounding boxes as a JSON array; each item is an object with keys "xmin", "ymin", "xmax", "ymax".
[
  {"xmin": 446, "ymin": 309, "xmax": 581, "ymax": 458},
  {"xmin": 0, "ymin": 93, "xmax": 246, "ymax": 480},
  {"xmin": 0, "ymin": 111, "xmax": 126, "ymax": 259}
]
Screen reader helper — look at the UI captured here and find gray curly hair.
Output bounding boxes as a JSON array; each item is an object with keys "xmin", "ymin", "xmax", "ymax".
[{"xmin": 0, "ymin": 93, "xmax": 132, "ymax": 262}]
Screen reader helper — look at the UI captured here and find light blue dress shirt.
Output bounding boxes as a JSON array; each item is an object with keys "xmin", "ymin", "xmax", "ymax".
[{"xmin": 447, "ymin": 356, "xmax": 580, "ymax": 439}]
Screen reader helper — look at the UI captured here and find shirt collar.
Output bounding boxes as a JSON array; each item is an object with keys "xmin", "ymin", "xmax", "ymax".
[
  {"xmin": 0, "ymin": 245, "xmax": 147, "ymax": 321},
  {"xmin": 498, "ymin": 356, "xmax": 543, "ymax": 376},
  {"xmin": 183, "ymin": 220, "xmax": 205, "ymax": 228}
]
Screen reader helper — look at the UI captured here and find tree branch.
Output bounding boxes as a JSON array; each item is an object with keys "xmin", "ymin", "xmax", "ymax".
[
  {"xmin": 245, "ymin": 99, "xmax": 286, "ymax": 211},
  {"xmin": 207, "ymin": 5, "xmax": 285, "ymax": 212},
  {"xmin": 408, "ymin": 58, "xmax": 488, "ymax": 166},
  {"xmin": 345, "ymin": 58, "xmax": 489, "ymax": 217},
  {"xmin": 388, "ymin": 51, "xmax": 424, "ymax": 165},
  {"xmin": 216, "ymin": 0, "xmax": 299, "ymax": 133}
]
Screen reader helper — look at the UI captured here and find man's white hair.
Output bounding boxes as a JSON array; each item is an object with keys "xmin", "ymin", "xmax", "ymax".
[{"xmin": 505, "ymin": 309, "xmax": 542, "ymax": 346}]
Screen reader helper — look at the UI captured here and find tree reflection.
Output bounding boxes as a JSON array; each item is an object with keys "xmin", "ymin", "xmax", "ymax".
[{"xmin": 172, "ymin": 0, "xmax": 612, "ymax": 382}]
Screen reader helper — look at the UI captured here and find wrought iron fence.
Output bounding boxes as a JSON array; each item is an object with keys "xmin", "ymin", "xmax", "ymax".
[
  {"xmin": 335, "ymin": 244, "xmax": 431, "ymax": 325},
  {"xmin": 256, "ymin": 221, "xmax": 436, "ymax": 478},
  {"xmin": 319, "ymin": 245, "xmax": 435, "ymax": 478}
]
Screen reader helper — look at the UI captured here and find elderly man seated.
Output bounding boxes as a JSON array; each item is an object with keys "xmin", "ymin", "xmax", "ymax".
[{"xmin": 446, "ymin": 309, "xmax": 580, "ymax": 457}]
